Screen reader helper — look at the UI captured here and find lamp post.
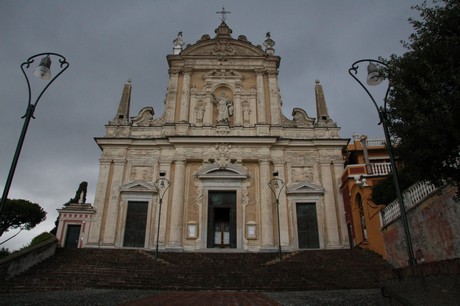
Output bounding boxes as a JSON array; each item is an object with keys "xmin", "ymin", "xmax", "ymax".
[
  {"xmin": 268, "ymin": 170, "xmax": 285, "ymax": 261},
  {"xmin": 0, "ymin": 53, "xmax": 69, "ymax": 214},
  {"xmin": 153, "ymin": 171, "xmax": 170, "ymax": 260},
  {"xmin": 348, "ymin": 59, "xmax": 416, "ymax": 266}
]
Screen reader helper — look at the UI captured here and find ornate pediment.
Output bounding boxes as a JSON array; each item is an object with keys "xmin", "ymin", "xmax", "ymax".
[
  {"xmin": 120, "ymin": 181, "xmax": 156, "ymax": 193},
  {"xmin": 196, "ymin": 162, "xmax": 248, "ymax": 180},
  {"xmin": 286, "ymin": 181, "xmax": 324, "ymax": 195},
  {"xmin": 181, "ymin": 40, "xmax": 266, "ymax": 58},
  {"xmin": 202, "ymin": 69, "xmax": 245, "ymax": 81}
]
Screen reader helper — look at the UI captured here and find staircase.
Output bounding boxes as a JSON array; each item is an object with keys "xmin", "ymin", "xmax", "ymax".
[{"xmin": 0, "ymin": 248, "xmax": 391, "ymax": 293}]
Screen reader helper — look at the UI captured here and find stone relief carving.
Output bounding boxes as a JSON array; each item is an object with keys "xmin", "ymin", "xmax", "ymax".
[
  {"xmin": 203, "ymin": 144, "xmax": 237, "ymax": 167},
  {"xmin": 130, "ymin": 166, "xmax": 153, "ymax": 182},
  {"xmin": 212, "ymin": 41, "xmax": 235, "ymax": 61},
  {"xmin": 202, "ymin": 70, "xmax": 245, "ymax": 83},
  {"xmin": 291, "ymin": 167, "xmax": 314, "ymax": 183}
]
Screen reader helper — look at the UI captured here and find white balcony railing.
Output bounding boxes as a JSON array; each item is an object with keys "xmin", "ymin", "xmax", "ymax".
[
  {"xmin": 370, "ymin": 163, "xmax": 391, "ymax": 176},
  {"xmin": 366, "ymin": 138, "xmax": 386, "ymax": 147},
  {"xmin": 381, "ymin": 181, "xmax": 437, "ymax": 227}
]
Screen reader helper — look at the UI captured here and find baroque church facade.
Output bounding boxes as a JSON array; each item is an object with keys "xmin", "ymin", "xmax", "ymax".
[{"xmin": 85, "ymin": 20, "xmax": 350, "ymax": 252}]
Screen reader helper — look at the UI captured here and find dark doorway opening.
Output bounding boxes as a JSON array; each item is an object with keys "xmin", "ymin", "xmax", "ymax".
[
  {"xmin": 64, "ymin": 225, "xmax": 81, "ymax": 249},
  {"xmin": 296, "ymin": 203, "xmax": 320, "ymax": 249},
  {"xmin": 123, "ymin": 201, "xmax": 148, "ymax": 248},
  {"xmin": 207, "ymin": 191, "xmax": 236, "ymax": 248}
]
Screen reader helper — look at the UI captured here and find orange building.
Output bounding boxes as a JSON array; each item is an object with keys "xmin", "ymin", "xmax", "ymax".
[{"xmin": 341, "ymin": 134, "xmax": 391, "ymax": 257}]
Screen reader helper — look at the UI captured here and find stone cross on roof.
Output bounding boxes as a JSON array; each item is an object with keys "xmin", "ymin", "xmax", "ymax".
[{"xmin": 216, "ymin": 6, "xmax": 231, "ymax": 22}]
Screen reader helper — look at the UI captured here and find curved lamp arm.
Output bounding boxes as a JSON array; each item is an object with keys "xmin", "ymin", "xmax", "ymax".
[
  {"xmin": 268, "ymin": 178, "xmax": 286, "ymax": 202},
  {"xmin": 20, "ymin": 53, "xmax": 69, "ymax": 116},
  {"xmin": 154, "ymin": 178, "xmax": 171, "ymax": 201},
  {"xmin": 348, "ymin": 59, "xmax": 391, "ymax": 118}
]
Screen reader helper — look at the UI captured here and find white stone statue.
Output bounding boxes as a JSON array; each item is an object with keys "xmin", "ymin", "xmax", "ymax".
[{"xmin": 213, "ymin": 92, "xmax": 233, "ymax": 124}]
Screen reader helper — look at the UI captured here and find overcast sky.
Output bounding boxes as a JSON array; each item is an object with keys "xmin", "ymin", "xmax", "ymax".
[{"xmin": 0, "ymin": 0, "xmax": 420, "ymax": 250}]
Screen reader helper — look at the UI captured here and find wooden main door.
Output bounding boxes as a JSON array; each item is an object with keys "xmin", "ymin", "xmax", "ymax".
[
  {"xmin": 123, "ymin": 201, "xmax": 148, "ymax": 248},
  {"xmin": 207, "ymin": 191, "xmax": 237, "ymax": 248},
  {"xmin": 296, "ymin": 203, "xmax": 320, "ymax": 249}
]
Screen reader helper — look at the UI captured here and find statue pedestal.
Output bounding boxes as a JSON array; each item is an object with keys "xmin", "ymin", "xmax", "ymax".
[{"xmin": 56, "ymin": 203, "xmax": 95, "ymax": 249}]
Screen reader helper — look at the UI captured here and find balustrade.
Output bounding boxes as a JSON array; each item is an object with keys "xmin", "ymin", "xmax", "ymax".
[{"xmin": 381, "ymin": 181, "xmax": 436, "ymax": 227}]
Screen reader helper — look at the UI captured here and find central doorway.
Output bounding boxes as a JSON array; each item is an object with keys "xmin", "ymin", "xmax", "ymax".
[
  {"xmin": 207, "ymin": 191, "xmax": 237, "ymax": 248},
  {"xmin": 123, "ymin": 201, "xmax": 148, "ymax": 248},
  {"xmin": 296, "ymin": 203, "xmax": 320, "ymax": 249}
]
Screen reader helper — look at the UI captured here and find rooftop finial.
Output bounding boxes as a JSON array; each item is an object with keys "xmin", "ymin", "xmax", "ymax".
[{"xmin": 216, "ymin": 6, "xmax": 231, "ymax": 22}]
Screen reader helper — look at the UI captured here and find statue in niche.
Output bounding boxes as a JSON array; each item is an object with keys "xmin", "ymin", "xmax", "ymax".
[
  {"xmin": 64, "ymin": 181, "xmax": 88, "ymax": 206},
  {"xmin": 195, "ymin": 101, "xmax": 205, "ymax": 125},
  {"xmin": 242, "ymin": 101, "xmax": 251, "ymax": 125},
  {"xmin": 213, "ymin": 92, "xmax": 233, "ymax": 124}
]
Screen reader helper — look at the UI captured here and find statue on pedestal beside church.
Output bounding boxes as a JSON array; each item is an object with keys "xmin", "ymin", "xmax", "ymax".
[{"xmin": 64, "ymin": 181, "xmax": 88, "ymax": 206}]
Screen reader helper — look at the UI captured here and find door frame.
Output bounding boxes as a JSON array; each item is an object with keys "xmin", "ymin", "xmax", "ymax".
[
  {"xmin": 295, "ymin": 202, "xmax": 320, "ymax": 249},
  {"xmin": 64, "ymin": 224, "xmax": 81, "ymax": 249},
  {"xmin": 288, "ymin": 195, "xmax": 325, "ymax": 250},
  {"xmin": 207, "ymin": 191, "xmax": 237, "ymax": 248},
  {"xmin": 200, "ymin": 186, "xmax": 243, "ymax": 250},
  {"xmin": 122, "ymin": 200, "xmax": 149, "ymax": 248}
]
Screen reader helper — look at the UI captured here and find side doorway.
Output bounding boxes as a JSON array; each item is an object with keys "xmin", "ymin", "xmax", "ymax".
[{"xmin": 64, "ymin": 225, "xmax": 81, "ymax": 249}]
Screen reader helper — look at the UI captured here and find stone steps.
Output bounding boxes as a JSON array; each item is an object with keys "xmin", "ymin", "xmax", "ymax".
[{"xmin": 0, "ymin": 248, "xmax": 391, "ymax": 293}]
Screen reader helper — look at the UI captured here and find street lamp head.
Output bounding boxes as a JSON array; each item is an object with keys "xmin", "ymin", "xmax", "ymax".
[
  {"xmin": 34, "ymin": 55, "xmax": 52, "ymax": 80},
  {"xmin": 366, "ymin": 62, "xmax": 383, "ymax": 86}
]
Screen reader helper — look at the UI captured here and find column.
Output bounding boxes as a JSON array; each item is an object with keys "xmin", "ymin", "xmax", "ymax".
[
  {"xmin": 152, "ymin": 161, "xmax": 172, "ymax": 249},
  {"xmin": 179, "ymin": 68, "xmax": 191, "ymax": 122},
  {"xmin": 320, "ymin": 160, "xmax": 341, "ymax": 248},
  {"xmin": 255, "ymin": 69, "xmax": 266, "ymax": 123},
  {"xmin": 165, "ymin": 69, "xmax": 180, "ymax": 123},
  {"xmin": 102, "ymin": 159, "xmax": 126, "ymax": 246},
  {"xmin": 234, "ymin": 93, "xmax": 242, "ymax": 126},
  {"xmin": 168, "ymin": 160, "xmax": 186, "ymax": 248},
  {"xmin": 259, "ymin": 159, "xmax": 274, "ymax": 248},
  {"xmin": 87, "ymin": 159, "xmax": 112, "ymax": 245},
  {"xmin": 204, "ymin": 92, "xmax": 213, "ymax": 126},
  {"xmin": 267, "ymin": 70, "xmax": 280, "ymax": 125}
]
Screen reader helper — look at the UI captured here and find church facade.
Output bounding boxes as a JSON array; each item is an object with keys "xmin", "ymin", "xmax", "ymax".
[{"xmin": 85, "ymin": 21, "xmax": 350, "ymax": 252}]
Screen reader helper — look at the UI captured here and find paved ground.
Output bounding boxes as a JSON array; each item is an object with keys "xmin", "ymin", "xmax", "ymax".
[{"xmin": 0, "ymin": 289, "xmax": 384, "ymax": 306}]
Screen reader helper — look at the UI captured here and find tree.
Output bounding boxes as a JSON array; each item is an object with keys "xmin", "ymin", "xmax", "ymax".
[
  {"xmin": 0, "ymin": 199, "xmax": 47, "ymax": 237},
  {"xmin": 383, "ymin": 0, "xmax": 460, "ymax": 193},
  {"xmin": 372, "ymin": 169, "xmax": 419, "ymax": 205}
]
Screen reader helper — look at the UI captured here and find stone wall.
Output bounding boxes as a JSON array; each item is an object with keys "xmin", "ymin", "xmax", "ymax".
[{"xmin": 382, "ymin": 185, "xmax": 460, "ymax": 267}]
